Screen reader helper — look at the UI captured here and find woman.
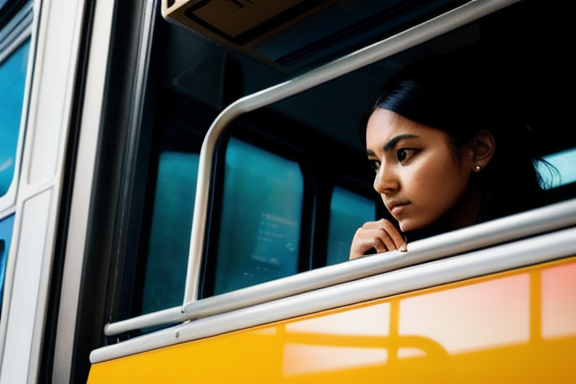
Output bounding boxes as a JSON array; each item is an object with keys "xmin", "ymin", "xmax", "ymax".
[{"xmin": 350, "ymin": 57, "xmax": 549, "ymax": 259}]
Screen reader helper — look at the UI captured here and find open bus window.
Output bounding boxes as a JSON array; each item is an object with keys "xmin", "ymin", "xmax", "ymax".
[{"xmin": 132, "ymin": 0, "xmax": 574, "ymax": 314}]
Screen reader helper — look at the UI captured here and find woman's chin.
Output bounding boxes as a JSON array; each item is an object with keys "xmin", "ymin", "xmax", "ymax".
[
  {"xmin": 399, "ymin": 221, "xmax": 417, "ymax": 233},
  {"xmin": 399, "ymin": 220, "xmax": 429, "ymax": 234}
]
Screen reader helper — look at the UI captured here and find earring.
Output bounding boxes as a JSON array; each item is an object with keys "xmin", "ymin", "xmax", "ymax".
[{"xmin": 474, "ymin": 165, "xmax": 482, "ymax": 172}]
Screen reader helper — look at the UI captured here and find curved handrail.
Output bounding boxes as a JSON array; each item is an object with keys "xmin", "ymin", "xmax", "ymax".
[{"xmin": 182, "ymin": 0, "xmax": 520, "ymax": 304}]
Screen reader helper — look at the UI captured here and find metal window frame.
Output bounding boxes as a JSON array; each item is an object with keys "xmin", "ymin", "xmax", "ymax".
[
  {"xmin": 93, "ymin": 0, "xmax": 576, "ymax": 364},
  {"xmin": 183, "ymin": 0, "xmax": 521, "ymax": 305},
  {"xmin": 105, "ymin": 0, "xmax": 569, "ymax": 339}
]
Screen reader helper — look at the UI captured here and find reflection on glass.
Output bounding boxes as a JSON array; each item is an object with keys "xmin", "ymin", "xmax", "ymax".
[
  {"xmin": 0, "ymin": 39, "xmax": 30, "ymax": 197},
  {"xmin": 0, "ymin": 214, "xmax": 15, "ymax": 315},
  {"xmin": 214, "ymin": 138, "xmax": 303, "ymax": 294},
  {"xmin": 141, "ymin": 152, "xmax": 198, "ymax": 314},
  {"xmin": 538, "ymin": 148, "xmax": 576, "ymax": 189},
  {"xmin": 326, "ymin": 186, "xmax": 375, "ymax": 265}
]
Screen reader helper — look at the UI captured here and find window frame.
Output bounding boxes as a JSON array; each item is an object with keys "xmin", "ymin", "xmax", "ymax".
[
  {"xmin": 200, "ymin": 119, "xmax": 316, "ymax": 298},
  {"xmin": 182, "ymin": 0, "xmax": 520, "ymax": 305},
  {"xmin": 0, "ymin": 1, "xmax": 32, "ymax": 213},
  {"xmin": 100, "ymin": 0, "xmax": 576, "ymax": 341}
]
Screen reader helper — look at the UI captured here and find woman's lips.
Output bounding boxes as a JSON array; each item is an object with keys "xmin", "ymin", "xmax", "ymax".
[{"xmin": 387, "ymin": 201, "xmax": 410, "ymax": 215}]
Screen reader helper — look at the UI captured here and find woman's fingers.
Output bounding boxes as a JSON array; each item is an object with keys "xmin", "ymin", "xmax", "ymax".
[
  {"xmin": 377, "ymin": 219, "xmax": 407, "ymax": 252},
  {"xmin": 349, "ymin": 219, "xmax": 407, "ymax": 260},
  {"xmin": 361, "ymin": 219, "xmax": 407, "ymax": 252}
]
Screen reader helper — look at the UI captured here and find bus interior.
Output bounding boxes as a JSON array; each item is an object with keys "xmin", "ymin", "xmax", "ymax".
[
  {"xmin": 123, "ymin": 0, "xmax": 576, "ymax": 319},
  {"xmin": 1, "ymin": 1, "xmax": 575, "ymax": 383}
]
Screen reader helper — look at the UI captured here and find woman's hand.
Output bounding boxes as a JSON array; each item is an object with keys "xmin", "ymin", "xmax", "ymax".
[{"xmin": 349, "ymin": 219, "xmax": 407, "ymax": 260}]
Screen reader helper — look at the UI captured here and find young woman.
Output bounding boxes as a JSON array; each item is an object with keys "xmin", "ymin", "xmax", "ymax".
[{"xmin": 350, "ymin": 57, "xmax": 549, "ymax": 259}]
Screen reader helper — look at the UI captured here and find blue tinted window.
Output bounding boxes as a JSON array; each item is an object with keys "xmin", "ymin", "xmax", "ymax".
[
  {"xmin": 213, "ymin": 138, "xmax": 303, "ymax": 295},
  {"xmin": 0, "ymin": 38, "xmax": 29, "ymax": 197},
  {"xmin": 326, "ymin": 186, "xmax": 375, "ymax": 265},
  {"xmin": 141, "ymin": 152, "xmax": 198, "ymax": 314},
  {"xmin": 0, "ymin": 214, "xmax": 15, "ymax": 315},
  {"xmin": 538, "ymin": 148, "xmax": 576, "ymax": 189}
]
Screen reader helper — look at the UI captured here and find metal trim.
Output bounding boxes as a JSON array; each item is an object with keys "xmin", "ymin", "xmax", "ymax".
[
  {"xmin": 92, "ymin": 226, "xmax": 576, "ymax": 363},
  {"xmin": 50, "ymin": 1, "xmax": 115, "ymax": 383},
  {"xmin": 105, "ymin": 198, "xmax": 576, "ymax": 337}
]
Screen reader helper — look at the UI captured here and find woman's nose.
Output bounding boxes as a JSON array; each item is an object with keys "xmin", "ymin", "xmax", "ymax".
[{"xmin": 373, "ymin": 165, "xmax": 398, "ymax": 194}]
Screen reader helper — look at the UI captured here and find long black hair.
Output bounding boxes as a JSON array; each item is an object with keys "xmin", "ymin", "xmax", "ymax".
[{"xmin": 360, "ymin": 56, "xmax": 550, "ymax": 226}]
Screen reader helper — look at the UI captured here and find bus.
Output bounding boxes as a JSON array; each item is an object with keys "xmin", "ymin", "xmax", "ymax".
[{"xmin": 0, "ymin": 0, "xmax": 574, "ymax": 383}]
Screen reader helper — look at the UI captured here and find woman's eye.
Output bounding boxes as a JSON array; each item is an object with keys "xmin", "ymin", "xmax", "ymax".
[
  {"xmin": 397, "ymin": 149, "xmax": 407, "ymax": 162},
  {"xmin": 396, "ymin": 148, "xmax": 417, "ymax": 163},
  {"xmin": 369, "ymin": 160, "xmax": 380, "ymax": 174}
]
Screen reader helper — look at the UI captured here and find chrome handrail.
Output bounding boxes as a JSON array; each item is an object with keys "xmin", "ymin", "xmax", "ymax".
[
  {"xmin": 105, "ymin": 197, "xmax": 576, "ymax": 337},
  {"xmin": 96, "ymin": 226, "xmax": 576, "ymax": 363},
  {"xmin": 182, "ymin": 0, "xmax": 521, "ymax": 304}
]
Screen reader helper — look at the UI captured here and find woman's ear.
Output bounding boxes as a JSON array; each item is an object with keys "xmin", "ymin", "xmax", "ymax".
[{"xmin": 469, "ymin": 130, "xmax": 495, "ymax": 172}]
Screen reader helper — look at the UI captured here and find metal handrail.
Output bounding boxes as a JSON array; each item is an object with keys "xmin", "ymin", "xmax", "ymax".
[
  {"xmin": 182, "ymin": 0, "xmax": 521, "ymax": 304},
  {"xmin": 105, "ymin": 197, "xmax": 576, "ymax": 337},
  {"xmin": 96, "ymin": 226, "xmax": 576, "ymax": 363}
]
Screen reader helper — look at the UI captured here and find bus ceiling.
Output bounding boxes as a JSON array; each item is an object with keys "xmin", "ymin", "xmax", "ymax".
[{"xmin": 161, "ymin": 0, "xmax": 473, "ymax": 75}]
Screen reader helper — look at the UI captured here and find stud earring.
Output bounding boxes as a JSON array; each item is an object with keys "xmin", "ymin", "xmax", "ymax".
[{"xmin": 474, "ymin": 165, "xmax": 481, "ymax": 172}]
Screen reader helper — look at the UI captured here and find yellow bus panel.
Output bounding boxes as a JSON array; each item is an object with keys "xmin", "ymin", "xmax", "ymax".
[{"xmin": 88, "ymin": 257, "xmax": 576, "ymax": 383}]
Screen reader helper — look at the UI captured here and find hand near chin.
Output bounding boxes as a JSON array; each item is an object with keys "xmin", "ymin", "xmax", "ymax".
[{"xmin": 349, "ymin": 219, "xmax": 407, "ymax": 260}]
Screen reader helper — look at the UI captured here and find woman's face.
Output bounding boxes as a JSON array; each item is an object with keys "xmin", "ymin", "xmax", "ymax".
[{"xmin": 366, "ymin": 108, "xmax": 473, "ymax": 232}]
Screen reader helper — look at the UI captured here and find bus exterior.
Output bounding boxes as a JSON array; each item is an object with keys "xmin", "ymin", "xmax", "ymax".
[{"xmin": 0, "ymin": 0, "xmax": 574, "ymax": 383}]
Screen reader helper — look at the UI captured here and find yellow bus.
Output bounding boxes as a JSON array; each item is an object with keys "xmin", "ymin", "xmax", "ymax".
[{"xmin": 0, "ymin": 0, "xmax": 574, "ymax": 383}]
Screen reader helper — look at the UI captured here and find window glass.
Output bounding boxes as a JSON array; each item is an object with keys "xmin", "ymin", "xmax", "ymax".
[
  {"xmin": 326, "ymin": 186, "xmax": 375, "ymax": 265},
  {"xmin": 140, "ymin": 151, "xmax": 198, "ymax": 314},
  {"xmin": 0, "ymin": 214, "xmax": 14, "ymax": 315},
  {"xmin": 538, "ymin": 148, "xmax": 576, "ymax": 189},
  {"xmin": 0, "ymin": 38, "xmax": 29, "ymax": 197},
  {"xmin": 213, "ymin": 138, "xmax": 304, "ymax": 295}
]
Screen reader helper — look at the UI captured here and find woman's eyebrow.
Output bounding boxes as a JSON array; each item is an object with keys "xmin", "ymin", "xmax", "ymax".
[{"xmin": 383, "ymin": 134, "xmax": 419, "ymax": 152}]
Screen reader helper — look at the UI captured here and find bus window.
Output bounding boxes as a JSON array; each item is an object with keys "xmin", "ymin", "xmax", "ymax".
[
  {"xmin": 140, "ymin": 151, "xmax": 199, "ymax": 315},
  {"xmin": 209, "ymin": 138, "xmax": 304, "ymax": 296},
  {"xmin": 538, "ymin": 148, "xmax": 576, "ymax": 189},
  {"xmin": 132, "ymin": 103, "xmax": 209, "ymax": 317},
  {"xmin": 326, "ymin": 186, "xmax": 375, "ymax": 266},
  {"xmin": 0, "ymin": 214, "xmax": 14, "ymax": 316},
  {"xmin": 106, "ymin": 0, "xmax": 575, "ymax": 342},
  {"xmin": 0, "ymin": 38, "xmax": 29, "ymax": 202}
]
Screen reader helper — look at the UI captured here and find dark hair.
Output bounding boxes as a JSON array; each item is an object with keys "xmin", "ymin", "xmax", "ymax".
[{"xmin": 360, "ymin": 56, "xmax": 549, "ymax": 225}]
